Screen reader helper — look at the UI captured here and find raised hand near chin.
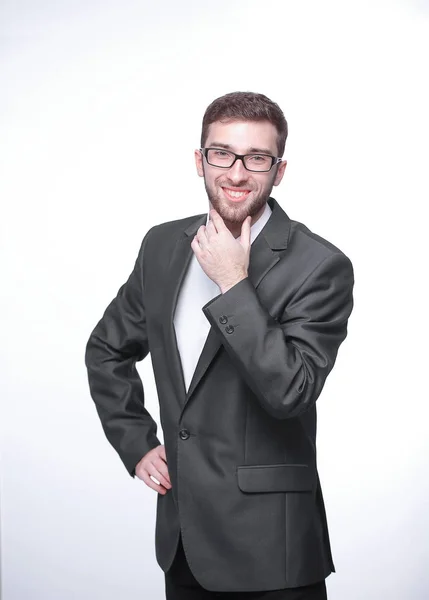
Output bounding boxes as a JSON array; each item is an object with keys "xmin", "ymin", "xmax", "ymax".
[{"xmin": 191, "ymin": 209, "xmax": 251, "ymax": 293}]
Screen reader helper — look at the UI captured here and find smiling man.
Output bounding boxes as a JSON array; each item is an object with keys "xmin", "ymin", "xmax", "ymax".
[
  {"xmin": 196, "ymin": 117, "xmax": 286, "ymax": 238},
  {"xmin": 85, "ymin": 92, "xmax": 354, "ymax": 600}
]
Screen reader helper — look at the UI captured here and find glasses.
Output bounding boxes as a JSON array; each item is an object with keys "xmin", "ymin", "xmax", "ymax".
[{"xmin": 200, "ymin": 147, "xmax": 282, "ymax": 173}]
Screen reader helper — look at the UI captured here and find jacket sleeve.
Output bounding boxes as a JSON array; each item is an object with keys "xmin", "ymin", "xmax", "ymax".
[
  {"xmin": 85, "ymin": 228, "xmax": 161, "ymax": 477},
  {"xmin": 202, "ymin": 252, "xmax": 354, "ymax": 419}
]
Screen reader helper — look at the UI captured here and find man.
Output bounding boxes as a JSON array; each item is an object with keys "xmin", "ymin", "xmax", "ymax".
[{"xmin": 85, "ymin": 91, "xmax": 354, "ymax": 599}]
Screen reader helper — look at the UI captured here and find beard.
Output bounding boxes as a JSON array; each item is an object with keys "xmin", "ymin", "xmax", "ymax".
[{"xmin": 203, "ymin": 169, "xmax": 277, "ymax": 226}]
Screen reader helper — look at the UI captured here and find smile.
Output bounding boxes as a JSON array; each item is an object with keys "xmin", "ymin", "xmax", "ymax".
[{"xmin": 222, "ymin": 187, "xmax": 251, "ymax": 202}]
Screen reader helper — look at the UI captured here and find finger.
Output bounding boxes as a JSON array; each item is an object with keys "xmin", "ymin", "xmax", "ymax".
[
  {"xmin": 194, "ymin": 227, "xmax": 206, "ymax": 248},
  {"xmin": 197, "ymin": 224, "xmax": 208, "ymax": 238},
  {"xmin": 191, "ymin": 235, "xmax": 202, "ymax": 254},
  {"xmin": 140, "ymin": 471, "xmax": 168, "ymax": 495},
  {"xmin": 157, "ymin": 445, "xmax": 167, "ymax": 460},
  {"xmin": 194, "ymin": 231, "xmax": 207, "ymax": 251},
  {"xmin": 209, "ymin": 209, "xmax": 225, "ymax": 232},
  {"xmin": 148, "ymin": 463, "xmax": 172, "ymax": 489},
  {"xmin": 207, "ymin": 212, "xmax": 219, "ymax": 234},
  {"xmin": 205, "ymin": 218, "xmax": 216, "ymax": 237},
  {"xmin": 241, "ymin": 216, "xmax": 252, "ymax": 248},
  {"xmin": 245, "ymin": 215, "xmax": 252, "ymax": 235},
  {"xmin": 154, "ymin": 456, "xmax": 171, "ymax": 485}
]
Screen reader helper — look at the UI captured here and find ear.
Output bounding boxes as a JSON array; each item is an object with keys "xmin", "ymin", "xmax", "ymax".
[
  {"xmin": 195, "ymin": 149, "xmax": 204, "ymax": 178},
  {"xmin": 273, "ymin": 160, "xmax": 287, "ymax": 186}
]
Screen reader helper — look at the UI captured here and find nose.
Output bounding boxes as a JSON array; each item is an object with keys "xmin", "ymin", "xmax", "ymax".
[{"xmin": 227, "ymin": 157, "xmax": 248, "ymax": 184}]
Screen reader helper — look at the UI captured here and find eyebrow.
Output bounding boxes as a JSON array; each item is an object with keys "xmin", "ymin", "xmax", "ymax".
[{"xmin": 208, "ymin": 142, "xmax": 276, "ymax": 156}]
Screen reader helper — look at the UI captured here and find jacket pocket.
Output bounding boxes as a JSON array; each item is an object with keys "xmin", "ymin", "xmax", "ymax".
[{"xmin": 236, "ymin": 463, "xmax": 314, "ymax": 493}]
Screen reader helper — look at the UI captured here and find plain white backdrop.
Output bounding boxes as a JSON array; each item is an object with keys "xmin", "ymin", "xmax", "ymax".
[{"xmin": 1, "ymin": 1, "xmax": 428, "ymax": 598}]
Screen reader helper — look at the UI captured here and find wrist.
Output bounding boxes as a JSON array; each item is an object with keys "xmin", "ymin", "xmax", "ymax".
[{"xmin": 220, "ymin": 273, "xmax": 248, "ymax": 294}]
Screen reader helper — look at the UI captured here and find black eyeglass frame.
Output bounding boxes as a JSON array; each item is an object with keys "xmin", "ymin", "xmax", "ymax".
[{"xmin": 200, "ymin": 147, "xmax": 283, "ymax": 173}]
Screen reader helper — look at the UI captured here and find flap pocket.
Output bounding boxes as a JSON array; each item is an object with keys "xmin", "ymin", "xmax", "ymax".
[{"xmin": 237, "ymin": 463, "xmax": 314, "ymax": 493}]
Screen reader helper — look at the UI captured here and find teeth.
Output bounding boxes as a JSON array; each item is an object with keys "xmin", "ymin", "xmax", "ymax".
[{"xmin": 225, "ymin": 189, "xmax": 248, "ymax": 198}]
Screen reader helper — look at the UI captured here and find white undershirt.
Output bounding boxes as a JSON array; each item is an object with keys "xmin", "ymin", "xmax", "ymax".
[{"xmin": 173, "ymin": 202, "xmax": 272, "ymax": 392}]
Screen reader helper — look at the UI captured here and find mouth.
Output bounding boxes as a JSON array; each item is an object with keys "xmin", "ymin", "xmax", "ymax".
[{"xmin": 221, "ymin": 187, "xmax": 252, "ymax": 202}]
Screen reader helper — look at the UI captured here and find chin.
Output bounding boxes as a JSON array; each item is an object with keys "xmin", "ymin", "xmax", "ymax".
[
  {"xmin": 216, "ymin": 203, "xmax": 250, "ymax": 224},
  {"xmin": 221, "ymin": 199, "xmax": 267, "ymax": 224},
  {"xmin": 207, "ymin": 184, "xmax": 267, "ymax": 223}
]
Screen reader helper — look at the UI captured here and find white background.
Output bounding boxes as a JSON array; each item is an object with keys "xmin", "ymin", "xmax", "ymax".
[{"xmin": 1, "ymin": 1, "xmax": 428, "ymax": 598}]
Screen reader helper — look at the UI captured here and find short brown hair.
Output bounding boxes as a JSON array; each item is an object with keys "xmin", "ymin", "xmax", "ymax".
[{"xmin": 200, "ymin": 91, "xmax": 288, "ymax": 157}]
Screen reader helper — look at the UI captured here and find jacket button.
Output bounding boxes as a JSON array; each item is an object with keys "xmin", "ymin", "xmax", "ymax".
[
  {"xmin": 225, "ymin": 325, "xmax": 234, "ymax": 334},
  {"xmin": 179, "ymin": 429, "xmax": 190, "ymax": 440},
  {"xmin": 219, "ymin": 315, "xmax": 228, "ymax": 324}
]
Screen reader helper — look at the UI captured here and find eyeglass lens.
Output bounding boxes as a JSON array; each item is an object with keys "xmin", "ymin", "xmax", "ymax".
[{"xmin": 206, "ymin": 149, "xmax": 273, "ymax": 172}]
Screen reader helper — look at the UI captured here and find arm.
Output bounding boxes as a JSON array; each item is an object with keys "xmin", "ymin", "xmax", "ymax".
[
  {"xmin": 202, "ymin": 252, "xmax": 354, "ymax": 419},
  {"xmin": 84, "ymin": 229, "xmax": 161, "ymax": 477}
]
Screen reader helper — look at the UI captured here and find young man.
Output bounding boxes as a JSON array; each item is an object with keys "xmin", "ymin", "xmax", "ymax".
[{"xmin": 85, "ymin": 92, "xmax": 354, "ymax": 599}]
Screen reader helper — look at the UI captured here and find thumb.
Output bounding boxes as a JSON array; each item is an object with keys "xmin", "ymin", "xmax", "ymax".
[{"xmin": 240, "ymin": 216, "xmax": 251, "ymax": 249}]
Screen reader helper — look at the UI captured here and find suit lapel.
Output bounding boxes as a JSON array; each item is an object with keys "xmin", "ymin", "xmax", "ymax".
[
  {"xmin": 161, "ymin": 197, "xmax": 291, "ymax": 409},
  {"xmin": 161, "ymin": 212, "xmax": 206, "ymax": 408}
]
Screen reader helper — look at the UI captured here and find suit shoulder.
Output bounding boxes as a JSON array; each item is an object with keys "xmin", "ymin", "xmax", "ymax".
[
  {"xmin": 136, "ymin": 212, "xmax": 206, "ymax": 253},
  {"xmin": 289, "ymin": 218, "xmax": 352, "ymax": 265},
  {"xmin": 139, "ymin": 212, "xmax": 206, "ymax": 272},
  {"xmin": 149, "ymin": 212, "xmax": 206, "ymax": 236}
]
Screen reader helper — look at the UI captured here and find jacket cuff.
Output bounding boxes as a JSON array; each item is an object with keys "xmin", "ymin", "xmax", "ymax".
[
  {"xmin": 125, "ymin": 433, "xmax": 162, "ymax": 478},
  {"xmin": 202, "ymin": 277, "xmax": 264, "ymax": 337}
]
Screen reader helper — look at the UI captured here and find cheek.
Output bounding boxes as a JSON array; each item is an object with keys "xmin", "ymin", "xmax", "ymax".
[
  {"xmin": 205, "ymin": 173, "xmax": 215, "ymax": 186},
  {"xmin": 265, "ymin": 173, "xmax": 277, "ymax": 188},
  {"xmin": 211, "ymin": 174, "xmax": 224, "ymax": 188},
  {"xmin": 256, "ymin": 176, "xmax": 270, "ymax": 190}
]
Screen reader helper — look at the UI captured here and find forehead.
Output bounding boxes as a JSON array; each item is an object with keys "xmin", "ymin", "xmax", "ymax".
[{"xmin": 205, "ymin": 120, "xmax": 278, "ymax": 154}]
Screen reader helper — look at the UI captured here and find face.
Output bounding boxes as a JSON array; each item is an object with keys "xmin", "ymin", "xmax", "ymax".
[{"xmin": 195, "ymin": 120, "xmax": 287, "ymax": 226}]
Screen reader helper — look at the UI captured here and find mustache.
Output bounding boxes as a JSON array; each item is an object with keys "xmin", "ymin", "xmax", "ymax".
[{"xmin": 218, "ymin": 181, "xmax": 254, "ymax": 190}]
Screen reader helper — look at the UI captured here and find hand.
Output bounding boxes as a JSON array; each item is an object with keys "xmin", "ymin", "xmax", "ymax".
[
  {"xmin": 191, "ymin": 209, "xmax": 251, "ymax": 293},
  {"xmin": 135, "ymin": 444, "xmax": 172, "ymax": 495}
]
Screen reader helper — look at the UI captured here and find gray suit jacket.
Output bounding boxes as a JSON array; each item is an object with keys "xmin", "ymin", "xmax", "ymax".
[{"xmin": 85, "ymin": 196, "xmax": 354, "ymax": 592}]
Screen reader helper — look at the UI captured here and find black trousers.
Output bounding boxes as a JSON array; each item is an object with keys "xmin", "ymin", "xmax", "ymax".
[{"xmin": 164, "ymin": 534, "xmax": 327, "ymax": 600}]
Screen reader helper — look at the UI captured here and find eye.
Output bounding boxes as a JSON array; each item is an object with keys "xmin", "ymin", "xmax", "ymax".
[{"xmin": 248, "ymin": 154, "xmax": 270, "ymax": 163}]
